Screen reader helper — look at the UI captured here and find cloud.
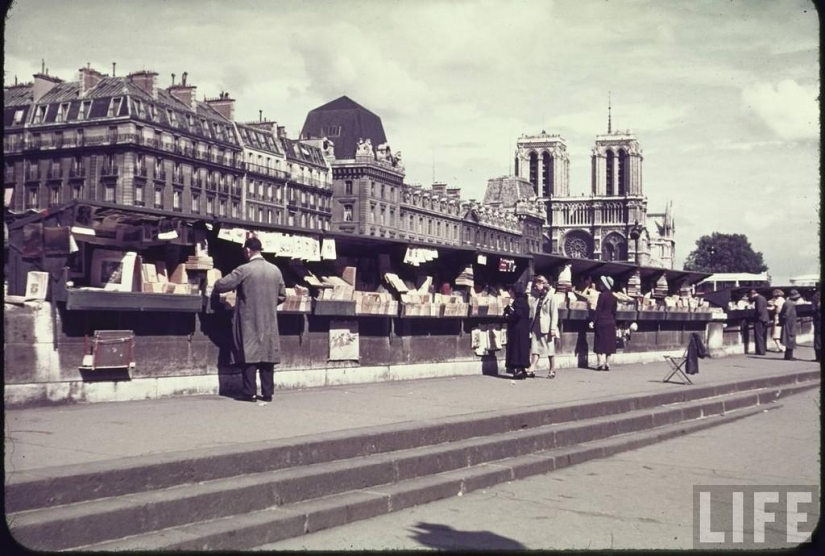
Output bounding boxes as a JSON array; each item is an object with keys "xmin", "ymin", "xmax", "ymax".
[{"xmin": 741, "ymin": 80, "xmax": 819, "ymax": 140}]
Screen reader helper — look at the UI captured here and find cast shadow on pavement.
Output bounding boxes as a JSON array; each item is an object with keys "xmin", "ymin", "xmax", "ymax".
[{"xmin": 409, "ymin": 522, "xmax": 525, "ymax": 551}]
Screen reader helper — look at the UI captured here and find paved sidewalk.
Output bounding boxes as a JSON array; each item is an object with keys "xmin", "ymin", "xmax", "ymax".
[{"xmin": 4, "ymin": 347, "xmax": 820, "ymax": 475}]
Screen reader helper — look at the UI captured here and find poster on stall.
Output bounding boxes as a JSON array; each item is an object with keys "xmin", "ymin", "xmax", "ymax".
[{"xmin": 329, "ymin": 320, "xmax": 359, "ymax": 361}]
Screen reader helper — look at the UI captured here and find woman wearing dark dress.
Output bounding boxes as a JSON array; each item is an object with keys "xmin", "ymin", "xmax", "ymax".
[
  {"xmin": 592, "ymin": 275, "xmax": 617, "ymax": 370},
  {"xmin": 504, "ymin": 282, "xmax": 531, "ymax": 379}
]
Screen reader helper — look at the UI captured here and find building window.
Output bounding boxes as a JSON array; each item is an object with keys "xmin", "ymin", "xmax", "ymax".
[
  {"xmin": 542, "ymin": 152, "xmax": 553, "ymax": 197},
  {"xmin": 267, "ymin": 209, "xmax": 273, "ymax": 224},
  {"xmin": 301, "ymin": 214, "xmax": 307, "ymax": 228},
  {"xmin": 258, "ymin": 208, "xmax": 264, "ymax": 222},
  {"xmin": 345, "ymin": 180, "xmax": 353, "ymax": 195},
  {"xmin": 606, "ymin": 150, "xmax": 615, "ymax": 196},
  {"xmin": 288, "ymin": 213, "xmax": 295, "ymax": 226},
  {"xmin": 34, "ymin": 106, "xmax": 46, "ymax": 124},
  {"xmin": 248, "ymin": 205, "xmax": 255, "ymax": 220},
  {"xmin": 266, "ymin": 184, "xmax": 273, "ymax": 199},
  {"xmin": 103, "ymin": 183, "xmax": 116, "ymax": 203},
  {"xmin": 192, "ymin": 194, "xmax": 200, "ymax": 213},
  {"xmin": 529, "ymin": 151, "xmax": 538, "ymax": 190},
  {"xmin": 617, "ymin": 149, "xmax": 628, "ymax": 195},
  {"xmin": 219, "ymin": 200, "xmax": 227, "ymax": 217},
  {"xmin": 13, "ymin": 109, "xmax": 24, "ymax": 124},
  {"xmin": 206, "ymin": 197, "xmax": 214, "ymax": 215},
  {"xmin": 232, "ymin": 202, "xmax": 239, "ymax": 218},
  {"xmin": 56, "ymin": 103, "xmax": 69, "ymax": 123},
  {"xmin": 154, "ymin": 188, "xmax": 163, "ymax": 208},
  {"xmin": 172, "ymin": 189, "xmax": 182, "ymax": 210},
  {"xmin": 134, "ymin": 183, "xmax": 144, "ymax": 205},
  {"xmin": 26, "ymin": 187, "xmax": 39, "ymax": 209},
  {"xmin": 343, "ymin": 204, "xmax": 353, "ymax": 221},
  {"xmin": 108, "ymin": 97, "xmax": 122, "ymax": 117},
  {"xmin": 50, "ymin": 187, "xmax": 60, "ymax": 205},
  {"xmin": 72, "ymin": 185, "xmax": 83, "ymax": 200}
]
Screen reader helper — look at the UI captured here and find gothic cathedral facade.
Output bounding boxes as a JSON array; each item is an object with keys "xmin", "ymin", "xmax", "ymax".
[{"xmin": 513, "ymin": 126, "xmax": 674, "ymax": 269}]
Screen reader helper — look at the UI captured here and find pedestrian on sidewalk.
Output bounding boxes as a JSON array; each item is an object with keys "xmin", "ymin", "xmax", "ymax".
[
  {"xmin": 213, "ymin": 237, "xmax": 287, "ymax": 405},
  {"xmin": 750, "ymin": 289, "xmax": 769, "ymax": 355},
  {"xmin": 503, "ymin": 282, "xmax": 531, "ymax": 379},
  {"xmin": 768, "ymin": 289, "xmax": 786, "ymax": 352},
  {"xmin": 527, "ymin": 274, "xmax": 559, "ymax": 379},
  {"xmin": 779, "ymin": 289, "xmax": 800, "ymax": 361},
  {"xmin": 813, "ymin": 289, "xmax": 821, "ymax": 362},
  {"xmin": 592, "ymin": 275, "xmax": 617, "ymax": 371}
]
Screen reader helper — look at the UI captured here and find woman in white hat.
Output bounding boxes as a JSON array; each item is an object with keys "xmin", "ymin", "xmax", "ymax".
[{"xmin": 592, "ymin": 275, "xmax": 618, "ymax": 370}]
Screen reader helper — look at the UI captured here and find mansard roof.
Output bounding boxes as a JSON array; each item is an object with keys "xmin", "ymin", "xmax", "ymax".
[
  {"xmin": 236, "ymin": 123, "xmax": 282, "ymax": 156},
  {"xmin": 4, "ymin": 73, "xmax": 241, "ymax": 147},
  {"xmin": 300, "ymin": 95, "xmax": 388, "ymax": 160},
  {"xmin": 279, "ymin": 137, "xmax": 327, "ymax": 168}
]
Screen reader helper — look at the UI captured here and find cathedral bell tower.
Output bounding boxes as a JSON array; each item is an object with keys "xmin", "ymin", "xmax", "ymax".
[{"xmin": 590, "ymin": 98, "xmax": 643, "ymax": 198}]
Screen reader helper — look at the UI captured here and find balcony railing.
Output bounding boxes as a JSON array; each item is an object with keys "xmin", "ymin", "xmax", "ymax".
[
  {"xmin": 25, "ymin": 169, "xmax": 40, "ymax": 181},
  {"xmin": 4, "ymin": 170, "xmax": 15, "ymax": 183},
  {"xmin": 100, "ymin": 165, "xmax": 119, "ymax": 176},
  {"xmin": 69, "ymin": 166, "xmax": 86, "ymax": 178},
  {"xmin": 47, "ymin": 168, "xmax": 63, "ymax": 180},
  {"xmin": 135, "ymin": 166, "xmax": 148, "ymax": 177},
  {"xmin": 4, "ymin": 141, "xmax": 23, "ymax": 153},
  {"xmin": 246, "ymin": 163, "xmax": 290, "ymax": 180}
]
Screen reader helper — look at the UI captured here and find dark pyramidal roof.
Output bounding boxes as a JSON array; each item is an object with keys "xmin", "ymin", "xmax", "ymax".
[{"xmin": 300, "ymin": 96, "xmax": 388, "ymax": 159}]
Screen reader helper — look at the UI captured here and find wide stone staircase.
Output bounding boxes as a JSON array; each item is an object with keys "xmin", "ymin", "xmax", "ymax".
[{"xmin": 6, "ymin": 370, "xmax": 819, "ymax": 551}]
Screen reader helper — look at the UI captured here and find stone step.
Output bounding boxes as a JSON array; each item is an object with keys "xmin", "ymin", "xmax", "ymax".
[
  {"xmin": 6, "ymin": 369, "xmax": 818, "ymax": 515},
  {"xmin": 80, "ymin": 402, "xmax": 785, "ymax": 551},
  {"xmin": 10, "ymin": 382, "xmax": 817, "ymax": 551}
]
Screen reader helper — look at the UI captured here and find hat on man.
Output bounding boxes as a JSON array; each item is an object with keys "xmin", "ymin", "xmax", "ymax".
[
  {"xmin": 600, "ymin": 276, "xmax": 614, "ymax": 290},
  {"xmin": 788, "ymin": 289, "xmax": 801, "ymax": 300}
]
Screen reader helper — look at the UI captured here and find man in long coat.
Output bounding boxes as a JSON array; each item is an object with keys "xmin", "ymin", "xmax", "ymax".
[
  {"xmin": 750, "ymin": 289, "xmax": 770, "ymax": 355},
  {"xmin": 214, "ymin": 237, "xmax": 286, "ymax": 404},
  {"xmin": 778, "ymin": 289, "xmax": 800, "ymax": 361}
]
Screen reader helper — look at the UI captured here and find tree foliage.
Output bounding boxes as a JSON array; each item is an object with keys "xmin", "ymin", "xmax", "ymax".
[{"xmin": 683, "ymin": 232, "xmax": 769, "ymax": 274}]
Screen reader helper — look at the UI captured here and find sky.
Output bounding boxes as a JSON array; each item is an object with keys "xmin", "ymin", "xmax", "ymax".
[{"xmin": 4, "ymin": 0, "xmax": 820, "ymax": 283}]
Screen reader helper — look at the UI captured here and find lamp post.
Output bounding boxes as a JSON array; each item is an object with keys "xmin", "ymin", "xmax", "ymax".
[
  {"xmin": 707, "ymin": 245, "xmax": 717, "ymax": 273},
  {"xmin": 629, "ymin": 220, "xmax": 645, "ymax": 266}
]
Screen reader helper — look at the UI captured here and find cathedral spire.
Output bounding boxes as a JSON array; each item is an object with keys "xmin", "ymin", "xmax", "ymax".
[{"xmin": 607, "ymin": 91, "xmax": 612, "ymax": 134}]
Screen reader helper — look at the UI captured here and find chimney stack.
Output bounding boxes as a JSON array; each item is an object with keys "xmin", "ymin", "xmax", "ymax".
[
  {"xmin": 78, "ymin": 65, "xmax": 105, "ymax": 97},
  {"xmin": 277, "ymin": 125, "xmax": 287, "ymax": 138},
  {"xmin": 446, "ymin": 187, "xmax": 461, "ymax": 200},
  {"xmin": 168, "ymin": 71, "xmax": 197, "ymax": 110},
  {"xmin": 127, "ymin": 70, "xmax": 159, "ymax": 99},
  {"xmin": 204, "ymin": 91, "xmax": 235, "ymax": 120},
  {"xmin": 33, "ymin": 70, "xmax": 63, "ymax": 103}
]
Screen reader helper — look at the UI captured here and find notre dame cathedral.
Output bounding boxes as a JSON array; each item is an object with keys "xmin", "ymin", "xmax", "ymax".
[{"xmin": 485, "ymin": 113, "xmax": 675, "ymax": 269}]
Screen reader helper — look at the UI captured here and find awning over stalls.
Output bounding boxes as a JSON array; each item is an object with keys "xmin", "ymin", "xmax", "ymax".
[{"xmin": 532, "ymin": 253, "xmax": 710, "ymax": 288}]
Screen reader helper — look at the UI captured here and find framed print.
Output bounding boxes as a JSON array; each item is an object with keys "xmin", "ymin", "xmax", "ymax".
[
  {"xmin": 90, "ymin": 249, "xmax": 138, "ymax": 291},
  {"xmin": 43, "ymin": 226, "xmax": 71, "ymax": 256}
]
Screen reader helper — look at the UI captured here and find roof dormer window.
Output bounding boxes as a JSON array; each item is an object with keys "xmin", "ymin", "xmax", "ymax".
[
  {"xmin": 78, "ymin": 101, "xmax": 91, "ymax": 121},
  {"xmin": 108, "ymin": 97, "xmax": 122, "ymax": 118},
  {"xmin": 56, "ymin": 103, "xmax": 69, "ymax": 123},
  {"xmin": 33, "ymin": 105, "xmax": 46, "ymax": 124}
]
